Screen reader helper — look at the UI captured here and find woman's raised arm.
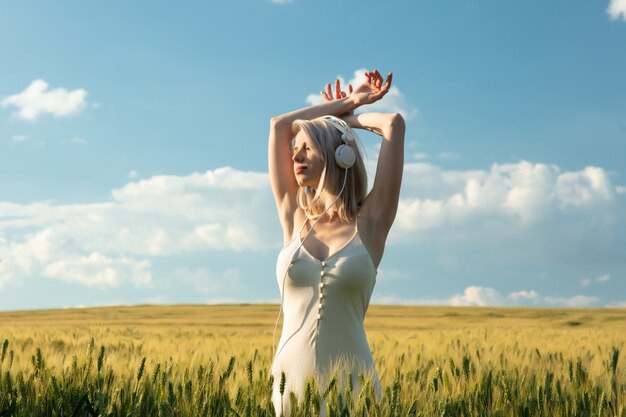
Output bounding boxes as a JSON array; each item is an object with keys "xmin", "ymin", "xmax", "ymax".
[{"xmin": 343, "ymin": 111, "xmax": 405, "ymax": 235}]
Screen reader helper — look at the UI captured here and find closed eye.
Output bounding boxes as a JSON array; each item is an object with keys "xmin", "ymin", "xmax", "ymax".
[{"xmin": 292, "ymin": 144, "xmax": 310, "ymax": 156}]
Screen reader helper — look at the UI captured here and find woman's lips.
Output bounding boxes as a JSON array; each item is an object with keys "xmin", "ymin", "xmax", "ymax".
[{"xmin": 296, "ymin": 166, "xmax": 307, "ymax": 174}]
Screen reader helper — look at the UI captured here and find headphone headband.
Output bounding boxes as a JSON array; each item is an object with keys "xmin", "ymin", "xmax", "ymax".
[{"xmin": 320, "ymin": 115, "xmax": 354, "ymax": 144}]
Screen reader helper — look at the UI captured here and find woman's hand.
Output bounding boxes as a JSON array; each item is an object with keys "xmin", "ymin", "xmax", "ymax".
[
  {"xmin": 352, "ymin": 69, "xmax": 392, "ymax": 106},
  {"xmin": 321, "ymin": 69, "xmax": 393, "ymax": 109},
  {"xmin": 321, "ymin": 78, "xmax": 354, "ymax": 116},
  {"xmin": 321, "ymin": 78, "xmax": 353, "ymax": 102}
]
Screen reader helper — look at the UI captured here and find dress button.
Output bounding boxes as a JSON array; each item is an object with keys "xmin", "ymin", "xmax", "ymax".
[
  {"xmin": 320, "ymin": 292, "xmax": 324, "ymax": 299},
  {"xmin": 318, "ymin": 302, "xmax": 323, "ymax": 309},
  {"xmin": 320, "ymin": 271, "xmax": 325, "ymax": 277},
  {"xmin": 317, "ymin": 313, "xmax": 322, "ymax": 320},
  {"xmin": 321, "ymin": 261, "xmax": 326, "ymax": 267},
  {"xmin": 319, "ymin": 282, "xmax": 325, "ymax": 289}
]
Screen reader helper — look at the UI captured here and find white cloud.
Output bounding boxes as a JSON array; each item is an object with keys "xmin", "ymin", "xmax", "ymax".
[
  {"xmin": 508, "ymin": 290, "xmax": 597, "ymax": 307},
  {"xmin": 607, "ymin": 301, "xmax": 626, "ymax": 307},
  {"xmin": 63, "ymin": 304, "xmax": 87, "ymax": 309},
  {"xmin": 543, "ymin": 295, "xmax": 599, "ymax": 307},
  {"xmin": 412, "ymin": 152, "xmax": 429, "ymax": 161},
  {"xmin": 376, "ymin": 267, "xmax": 410, "ymax": 282},
  {"xmin": 1, "ymin": 79, "xmax": 87, "ymax": 120},
  {"xmin": 616, "ymin": 186, "xmax": 626, "ymax": 194},
  {"xmin": 437, "ymin": 152, "xmax": 460, "ymax": 160},
  {"xmin": 374, "ymin": 286, "xmax": 599, "ymax": 307},
  {"xmin": 10, "ymin": 135, "xmax": 29, "ymax": 143},
  {"xmin": 507, "ymin": 290, "xmax": 541, "ymax": 302},
  {"xmin": 607, "ymin": 0, "xmax": 626, "ymax": 21},
  {"xmin": 62, "ymin": 301, "xmax": 126, "ymax": 309},
  {"xmin": 555, "ymin": 166, "xmax": 613, "ymax": 208},
  {"xmin": 305, "ymin": 68, "xmax": 418, "ymax": 120},
  {"xmin": 128, "ymin": 170, "xmax": 138, "ymax": 179},
  {"xmin": 43, "ymin": 252, "xmax": 151, "ymax": 289},
  {"xmin": 449, "ymin": 286, "xmax": 503, "ymax": 306},
  {"xmin": 580, "ymin": 274, "xmax": 610, "ymax": 287},
  {"xmin": 68, "ymin": 136, "xmax": 87, "ymax": 144}
]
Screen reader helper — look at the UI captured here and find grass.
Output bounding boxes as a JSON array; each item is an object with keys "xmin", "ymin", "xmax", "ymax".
[{"xmin": 0, "ymin": 304, "xmax": 625, "ymax": 416}]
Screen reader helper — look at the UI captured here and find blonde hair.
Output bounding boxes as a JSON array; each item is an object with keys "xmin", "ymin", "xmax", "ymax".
[{"xmin": 292, "ymin": 117, "xmax": 368, "ymax": 222}]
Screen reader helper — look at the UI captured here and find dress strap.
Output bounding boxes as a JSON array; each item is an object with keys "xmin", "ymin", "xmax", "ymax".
[{"xmin": 297, "ymin": 217, "xmax": 309, "ymax": 239}]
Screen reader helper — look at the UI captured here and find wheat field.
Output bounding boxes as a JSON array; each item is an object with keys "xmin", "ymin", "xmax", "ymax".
[{"xmin": 0, "ymin": 304, "xmax": 625, "ymax": 416}]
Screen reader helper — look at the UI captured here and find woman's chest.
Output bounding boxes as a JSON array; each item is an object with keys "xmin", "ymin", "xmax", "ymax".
[{"xmin": 285, "ymin": 244, "xmax": 376, "ymax": 292}]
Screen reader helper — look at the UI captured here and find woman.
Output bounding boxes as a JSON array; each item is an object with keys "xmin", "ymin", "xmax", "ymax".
[{"xmin": 268, "ymin": 69, "xmax": 405, "ymax": 416}]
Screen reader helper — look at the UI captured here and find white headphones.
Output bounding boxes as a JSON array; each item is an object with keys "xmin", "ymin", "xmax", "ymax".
[{"xmin": 321, "ymin": 115, "xmax": 356, "ymax": 169}]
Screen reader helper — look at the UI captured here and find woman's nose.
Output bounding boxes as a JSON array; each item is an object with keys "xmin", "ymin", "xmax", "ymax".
[{"xmin": 292, "ymin": 149, "xmax": 303, "ymax": 162}]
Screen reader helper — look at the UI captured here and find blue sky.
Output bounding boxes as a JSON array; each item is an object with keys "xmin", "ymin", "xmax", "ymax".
[{"xmin": 1, "ymin": 0, "xmax": 625, "ymax": 311}]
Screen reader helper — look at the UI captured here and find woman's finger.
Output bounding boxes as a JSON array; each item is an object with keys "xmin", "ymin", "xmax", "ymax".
[
  {"xmin": 379, "ymin": 77, "xmax": 391, "ymax": 96},
  {"xmin": 335, "ymin": 79, "xmax": 341, "ymax": 99},
  {"xmin": 385, "ymin": 72, "xmax": 393, "ymax": 89},
  {"xmin": 348, "ymin": 84, "xmax": 353, "ymax": 94},
  {"xmin": 325, "ymin": 82, "xmax": 333, "ymax": 100}
]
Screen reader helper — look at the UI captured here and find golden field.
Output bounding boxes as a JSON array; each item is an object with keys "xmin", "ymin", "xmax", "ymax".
[{"xmin": 0, "ymin": 304, "xmax": 625, "ymax": 416}]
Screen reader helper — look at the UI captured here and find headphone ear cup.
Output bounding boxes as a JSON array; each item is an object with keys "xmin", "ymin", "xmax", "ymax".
[{"xmin": 335, "ymin": 144, "xmax": 356, "ymax": 169}]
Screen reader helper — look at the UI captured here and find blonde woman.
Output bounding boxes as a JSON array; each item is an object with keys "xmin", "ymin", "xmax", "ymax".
[{"xmin": 269, "ymin": 69, "xmax": 405, "ymax": 416}]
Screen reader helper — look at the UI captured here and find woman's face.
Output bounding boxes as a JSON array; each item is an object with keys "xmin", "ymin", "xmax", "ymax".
[{"xmin": 292, "ymin": 130, "xmax": 324, "ymax": 188}]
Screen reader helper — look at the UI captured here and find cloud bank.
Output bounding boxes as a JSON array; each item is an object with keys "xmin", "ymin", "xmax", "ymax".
[
  {"xmin": 394, "ymin": 161, "xmax": 618, "ymax": 235},
  {"xmin": 1, "ymin": 161, "xmax": 623, "ymax": 307},
  {"xmin": 374, "ymin": 286, "xmax": 600, "ymax": 307},
  {"xmin": 0, "ymin": 167, "xmax": 275, "ymax": 291}
]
